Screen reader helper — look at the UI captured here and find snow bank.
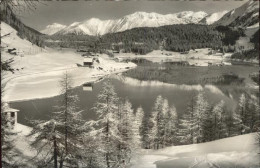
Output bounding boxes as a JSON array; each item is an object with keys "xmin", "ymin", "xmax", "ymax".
[
  {"xmin": 132, "ymin": 133, "xmax": 259, "ymax": 168},
  {"xmin": 6, "ymin": 124, "xmax": 37, "ymax": 167}
]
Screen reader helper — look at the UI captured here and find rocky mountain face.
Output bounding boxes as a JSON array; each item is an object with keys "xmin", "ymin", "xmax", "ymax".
[{"xmin": 42, "ymin": 11, "xmax": 208, "ymax": 36}]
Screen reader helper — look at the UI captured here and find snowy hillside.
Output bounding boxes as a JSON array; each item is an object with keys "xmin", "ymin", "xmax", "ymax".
[
  {"xmin": 46, "ymin": 11, "xmax": 208, "ymax": 36},
  {"xmin": 41, "ymin": 23, "xmax": 67, "ymax": 35},
  {"xmin": 214, "ymin": 0, "xmax": 259, "ymax": 27},
  {"xmin": 1, "ymin": 22, "xmax": 44, "ymax": 56},
  {"xmin": 1, "ymin": 22, "xmax": 136, "ymax": 102},
  {"xmin": 131, "ymin": 133, "xmax": 259, "ymax": 168},
  {"xmin": 199, "ymin": 11, "xmax": 228, "ymax": 25}
]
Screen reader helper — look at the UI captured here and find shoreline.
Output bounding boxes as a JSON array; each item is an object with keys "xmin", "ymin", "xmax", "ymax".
[{"xmin": 6, "ymin": 66, "xmax": 136, "ymax": 103}]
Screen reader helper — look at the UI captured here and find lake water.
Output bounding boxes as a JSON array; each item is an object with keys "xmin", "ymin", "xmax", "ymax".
[{"xmin": 9, "ymin": 74, "xmax": 249, "ymax": 126}]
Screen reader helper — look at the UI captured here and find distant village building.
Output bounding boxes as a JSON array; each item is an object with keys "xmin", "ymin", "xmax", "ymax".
[
  {"xmin": 83, "ymin": 57, "xmax": 94, "ymax": 67},
  {"xmin": 3, "ymin": 103, "xmax": 19, "ymax": 127}
]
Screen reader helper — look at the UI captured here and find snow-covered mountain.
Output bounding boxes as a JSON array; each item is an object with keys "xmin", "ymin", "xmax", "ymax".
[
  {"xmin": 214, "ymin": 0, "xmax": 259, "ymax": 28},
  {"xmin": 41, "ymin": 23, "xmax": 67, "ymax": 35},
  {"xmin": 199, "ymin": 11, "xmax": 228, "ymax": 25},
  {"xmin": 46, "ymin": 11, "xmax": 207, "ymax": 36}
]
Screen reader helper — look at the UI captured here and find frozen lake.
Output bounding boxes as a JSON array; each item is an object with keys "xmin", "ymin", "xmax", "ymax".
[{"xmin": 10, "ymin": 75, "xmax": 245, "ymax": 126}]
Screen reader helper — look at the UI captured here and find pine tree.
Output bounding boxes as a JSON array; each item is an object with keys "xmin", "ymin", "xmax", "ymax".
[
  {"xmin": 212, "ymin": 100, "xmax": 227, "ymax": 139},
  {"xmin": 117, "ymin": 99, "xmax": 143, "ymax": 165},
  {"xmin": 140, "ymin": 112, "xmax": 153, "ymax": 149},
  {"xmin": 178, "ymin": 95, "xmax": 196, "ymax": 145},
  {"xmin": 193, "ymin": 92, "xmax": 208, "ymax": 143},
  {"xmin": 118, "ymin": 99, "xmax": 134, "ymax": 165},
  {"xmin": 236, "ymin": 93, "xmax": 249, "ymax": 135},
  {"xmin": 53, "ymin": 72, "xmax": 85, "ymax": 167},
  {"xmin": 164, "ymin": 105, "xmax": 178, "ymax": 146},
  {"xmin": 93, "ymin": 80, "xmax": 121, "ymax": 168},
  {"xmin": 150, "ymin": 95, "xmax": 165, "ymax": 149},
  {"xmin": 202, "ymin": 105, "xmax": 213, "ymax": 142},
  {"xmin": 28, "ymin": 119, "xmax": 62, "ymax": 168},
  {"xmin": 134, "ymin": 106, "xmax": 144, "ymax": 148},
  {"xmin": 81, "ymin": 129, "xmax": 106, "ymax": 168},
  {"xmin": 247, "ymin": 95, "xmax": 260, "ymax": 132},
  {"xmin": 29, "ymin": 72, "xmax": 85, "ymax": 168}
]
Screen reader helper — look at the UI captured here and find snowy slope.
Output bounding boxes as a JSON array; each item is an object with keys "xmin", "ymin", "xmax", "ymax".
[
  {"xmin": 1, "ymin": 21, "xmax": 44, "ymax": 56},
  {"xmin": 52, "ymin": 11, "xmax": 207, "ymax": 36},
  {"xmin": 214, "ymin": 0, "xmax": 259, "ymax": 27},
  {"xmin": 40, "ymin": 23, "xmax": 66, "ymax": 35},
  {"xmin": 131, "ymin": 133, "xmax": 259, "ymax": 168},
  {"xmin": 199, "ymin": 11, "xmax": 228, "ymax": 25}
]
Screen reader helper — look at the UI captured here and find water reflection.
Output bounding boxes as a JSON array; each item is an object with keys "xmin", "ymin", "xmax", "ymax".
[{"xmin": 10, "ymin": 77, "xmax": 245, "ymax": 126}]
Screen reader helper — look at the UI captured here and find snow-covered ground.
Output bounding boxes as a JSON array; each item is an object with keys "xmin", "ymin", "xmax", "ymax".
[
  {"xmin": 115, "ymin": 49, "xmax": 232, "ymax": 67},
  {"xmin": 7, "ymin": 123, "xmax": 36, "ymax": 167},
  {"xmin": 12, "ymin": 123, "xmax": 259, "ymax": 168},
  {"xmin": 1, "ymin": 22, "xmax": 136, "ymax": 102},
  {"xmin": 131, "ymin": 133, "xmax": 259, "ymax": 168}
]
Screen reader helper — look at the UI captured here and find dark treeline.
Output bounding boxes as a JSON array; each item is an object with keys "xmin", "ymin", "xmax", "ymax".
[
  {"xmin": 44, "ymin": 34, "xmax": 96, "ymax": 49},
  {"xmin": 0, "ymin": 4, "xmax": 45, "ymax": 47},
  {"xmin": 215, "ymin": 26, "xmax": 244, "ymax": 46},
  {"xmin": 101, "ymin": 24, "xmax": 223, "ymax": 54}
]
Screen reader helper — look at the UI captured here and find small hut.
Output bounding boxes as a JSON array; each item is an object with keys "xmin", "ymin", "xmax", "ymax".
[
  {"xmin": 3, "ymin": 103, "xmax": 19, "ymax": 127},
  {"xmin": 83, "ymin": 57, "xmax": 94, "ymax": 67}
]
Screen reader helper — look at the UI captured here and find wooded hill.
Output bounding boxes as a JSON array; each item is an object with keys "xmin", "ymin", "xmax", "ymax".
[
  {"xmin": 45, "ymin": 24, "xmax": 245, "ymax": 55},
  {"xmin": 0, "ymin": 4, "xmax": 45, "ymax": 47}
]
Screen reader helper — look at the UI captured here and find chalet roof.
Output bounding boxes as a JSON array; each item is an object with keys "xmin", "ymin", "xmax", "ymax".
[
  {"xmin": 83, "ymin": 57, "xmax": 93, "ymax": 63},
  {"xmin": 3, "ymin": 103, "xmax": 19, "ymax": 113}
]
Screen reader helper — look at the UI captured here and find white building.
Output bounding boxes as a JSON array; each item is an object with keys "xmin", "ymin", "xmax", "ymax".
[
  {"xmin": 83, "ymin": 57, "xmax": 94, "ymax": 67},
  {"xmin": 3, "ymin": 103, "xmax": 19, "ymax": 127}
]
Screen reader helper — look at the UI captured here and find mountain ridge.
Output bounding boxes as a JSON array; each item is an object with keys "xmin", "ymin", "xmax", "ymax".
[
  {"xmin": 41, "ymin": 0, "xmax": 259, "ymax": 36},
  {"xmin": 42, "ymin": 11, "xmax": 208, "ymax": 36}
]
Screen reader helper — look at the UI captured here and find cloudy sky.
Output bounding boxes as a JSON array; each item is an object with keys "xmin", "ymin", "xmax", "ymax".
[{"xmin": 16, "ymin": 0, "xmax": 248, "ymax": 31}]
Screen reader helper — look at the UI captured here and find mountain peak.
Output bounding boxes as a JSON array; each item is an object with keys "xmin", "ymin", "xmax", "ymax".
[{"xmin": 214, "ymin": 0, "xmax": 259, "ymax": 27}]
